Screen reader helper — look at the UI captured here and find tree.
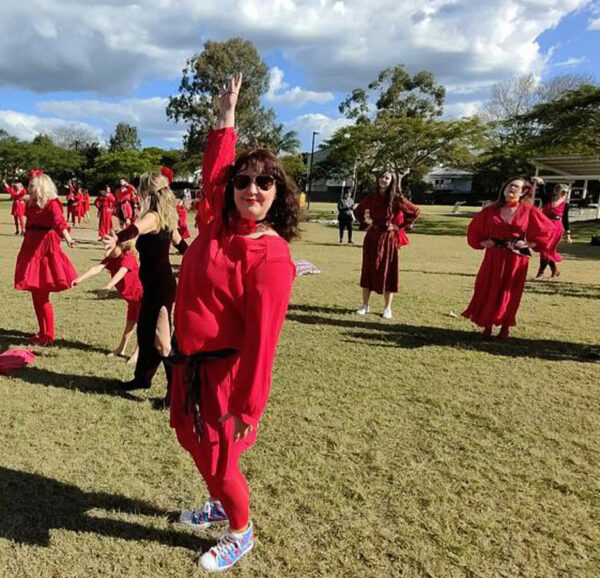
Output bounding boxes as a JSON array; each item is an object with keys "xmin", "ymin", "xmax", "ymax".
[
  {"xmin": 48, "ymin": 125, "xmax": 99, "ymax": 150},
  {"xmin": 166, "ymin": 38, "xmax": 276, "ymax": 153},
  {"xmin": 339, "ymin": 65, "xmax": 446, "ymax": 122},
  {"xmin": 266, "ymin": 124, "xmax": 301, "ymax": 155},
  {"xmin": 92, "ymin": 150, "xmax": 157, "ymax": 188},
  {"xmin": 109, "ymin": 122, "xmax": 141, "ymax": 152},
  {"xmin": 280, "ymin": 154, "xmax": 307, "ymax": 190}
]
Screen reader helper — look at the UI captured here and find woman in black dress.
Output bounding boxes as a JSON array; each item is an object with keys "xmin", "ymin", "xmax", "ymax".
[{"xmin": 104, "ymin": 171, "xmax": 186, "ymax": 392}]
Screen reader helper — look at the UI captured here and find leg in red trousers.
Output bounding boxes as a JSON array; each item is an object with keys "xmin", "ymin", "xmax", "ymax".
[{"xmin": 31, "ymin": 290, "xmax": 55, "ymax": 343}]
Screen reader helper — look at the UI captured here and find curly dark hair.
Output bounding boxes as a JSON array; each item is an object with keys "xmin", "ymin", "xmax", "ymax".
[
  {"xmin": 494, "ymin": 175, "xmax": 535, "ymax": 207},
  {"xmin": 222, "ymin": 149, "xmax": 300, "ymax": 242}
]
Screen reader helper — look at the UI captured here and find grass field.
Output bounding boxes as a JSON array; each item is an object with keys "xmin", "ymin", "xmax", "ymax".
[{"xmin": 0, "ymin": 199, "xmax": 599, "ymax": 577}]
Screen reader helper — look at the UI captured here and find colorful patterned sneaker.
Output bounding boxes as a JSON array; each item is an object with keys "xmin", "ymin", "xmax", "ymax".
[
  {"xmin": 199, "ymin": 523, "xmax": 254, "ymax": 572},
  {"xmin": 180, "ymin": 500, "xmax": 228, "ymax": 530}
]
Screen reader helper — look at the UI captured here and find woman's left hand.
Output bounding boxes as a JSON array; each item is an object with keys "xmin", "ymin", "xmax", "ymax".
[{"xmin": 219, "ymin": 413, "xmax": 253, "ymax": 442}]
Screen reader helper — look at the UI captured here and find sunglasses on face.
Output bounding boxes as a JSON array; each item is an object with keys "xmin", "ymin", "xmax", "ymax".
[{"xmin": 232, "ymin": 174, "xmax": 276, "ymax": 191}]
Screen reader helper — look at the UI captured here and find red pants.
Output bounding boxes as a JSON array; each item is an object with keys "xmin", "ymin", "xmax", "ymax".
[
  {"xmin": 31, "ymin": 290, "xmax": 54, "ymax": 340},
  {"xmin": 175, "ymin": 417, "xmax": 250, "ymax": 529}
]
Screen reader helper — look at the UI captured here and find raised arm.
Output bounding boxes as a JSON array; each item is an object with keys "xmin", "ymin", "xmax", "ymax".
[{"xmin": 200, "ymin": 74, "xmax": 242, "ymax": 224}]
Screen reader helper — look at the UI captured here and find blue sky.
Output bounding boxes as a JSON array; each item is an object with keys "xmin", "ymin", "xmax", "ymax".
[{"xmin": 0, "ymin": 0, "xmax": 597, "ymax": 152}]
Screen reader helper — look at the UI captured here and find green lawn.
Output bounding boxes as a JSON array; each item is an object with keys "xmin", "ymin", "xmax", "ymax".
[{"xmin": 1, "ymin": 199, "xmax": 599, "ymax": 577}]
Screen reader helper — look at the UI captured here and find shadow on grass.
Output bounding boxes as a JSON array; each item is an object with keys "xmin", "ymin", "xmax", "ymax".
[
  {"xmin": 554, "ymin": 243, "xmax": 600, "ymax": 261},
  {"xmin": 0, "ymin": 466, "xmax": 208, "ymax": 551},
  {"xmin": 286, "ymin": 306, "xmax": 599, "ymax": 363},
  {"xmin": 524, "ymin": 280, "xmax": 600, "ymax": 300},
  {"xmin": 0, "ymin": 327, "xmax": 111, "ymax": 355},
  {"xmin": 403, "ymin": 268, "xmax": 476, "ymax": 279}
]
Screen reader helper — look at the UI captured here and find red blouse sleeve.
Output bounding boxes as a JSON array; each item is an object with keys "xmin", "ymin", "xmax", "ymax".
[
  {"xmin": 526, "ymin": 206, "xmax": 555, "ymax": 254},
  {"xmin": 49, "ymin": 199, "xmax": 70, "ymax": 236},
  {"xmin": 201, "ymin": 127, "xmax": 238, "ymax": 225},
  {"xmin": 466, "ymin": 208, "xmax": 489, "ymax": 250},
  {"xmin": 400, "ymin": 198, "xmax": 420, "ymax": 226},
  {"xmin": 228, "ymin": 251, "xmax": 294, "ymax": 428}
]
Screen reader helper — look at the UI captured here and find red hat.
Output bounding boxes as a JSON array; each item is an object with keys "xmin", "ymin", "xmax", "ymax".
[{"xmin": 161, "ymin": 166, "xmax": 174, "ymax": 183}]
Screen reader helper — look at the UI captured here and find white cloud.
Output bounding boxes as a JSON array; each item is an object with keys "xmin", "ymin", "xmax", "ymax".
[
  {"xmin": 37, "ymin": 98, "xmax": 185, "ymax": 145},
  {"xmin": 266, "ymin": 67, "xmax": 334, "ymax": 107},
  {"xmin": 285, "ymin": 113, "xmax": 352, "ymax": 148},
  {"xmin": 0, "ymin": 0, "xmax": 589, "ymax": 98},
  {"xmin": 443, "ymin": 101, "xmax": 485, "ymax": 119},
  {"xmin": 553, "ymin": 56, "xmax": 588, "ymax": 67},
  {"xmin": 0, "ymin": 109, "xmax": 103, "ymax": 142}
]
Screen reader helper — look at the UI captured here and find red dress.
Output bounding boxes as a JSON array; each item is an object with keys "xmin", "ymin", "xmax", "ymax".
[
  {"xmin": 95, "ymin": 194, "xmax": 115, "ymax": 238},
  {"xmin": 100, "ymin": 252, "xmax": 143, "ymax": 321},
  {"xmin": 14, "ymin": 199, "xmax": 78, "ymax": 292},
  {"xmin": 540, "ymin": 200, "xmax": 567, "ymax": 263},
  {"xmin": 115, "ymin": 185, "xmax": 135, "ymax": 222},
  {"xmin": 170, "ymin": 127, "xmax": 295, "ymax": 479},
  {"xmin": 462, "ymin": 204, "xmax": 554, "ymax": 328},
  {"xmin": 83, "ymin": 193, "xmax": 90, "ymax": 215},
  {"xmin": 6, "ymin": 185, "xmax": 26, "ymax": 217},
  {"xmin": 176, "ymin": 205, "xmax": 190, "ymax": 239},
  {"xmin": 75, "ymin": 192, "xmax": 85, "ymax": 219},
  {"xmin": 354, "ymin": 193, "xmax": 420, "ymax": 294}
]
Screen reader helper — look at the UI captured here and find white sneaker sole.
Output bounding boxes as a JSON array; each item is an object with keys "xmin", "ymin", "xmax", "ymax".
[{"xmin": 199, "ymin": 541, "xmax": 254, "ymax": 572}]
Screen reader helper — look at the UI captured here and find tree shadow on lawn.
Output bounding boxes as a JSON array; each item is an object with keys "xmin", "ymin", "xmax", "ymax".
[
  {"xmin": 286, "ymin": 308, "xmax": 599, "ymax": 363},
  {"xmin": 524, "ymin": 280, "xmax": 600, "ymax": 300},
  {"xmin": 0, "ymin": 327, "xmax": 111, "ymax": 355},
  {"xmin": 0, "ymin": 466, "xmax": 208, "ymax": 551}
]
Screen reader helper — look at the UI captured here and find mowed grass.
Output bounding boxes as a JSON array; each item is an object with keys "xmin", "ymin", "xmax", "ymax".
[{"xmin": 0, "ymin": 198, "xmax": 599, "ymax": 577}]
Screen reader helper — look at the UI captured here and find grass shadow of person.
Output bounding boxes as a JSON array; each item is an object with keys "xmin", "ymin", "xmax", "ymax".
[
  {"xmin": 285, "ymin": 310, "xmax": 600, "ymax": 363},
  {"xmin": 524, "ymin": 280, "xmax": 600, "ymax": 300},
  {"xmin": 0, "ymin": 327, "xmax": 111, "ymax": 355},
  {"xmin": 0, "ymin": 466, "xmax": 209, "ymax": 551}
]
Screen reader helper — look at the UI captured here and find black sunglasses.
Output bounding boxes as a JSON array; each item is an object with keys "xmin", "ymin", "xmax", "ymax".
[{"xmin": 232, "ymin": 174, "xmax": 276, "ymax": 191}]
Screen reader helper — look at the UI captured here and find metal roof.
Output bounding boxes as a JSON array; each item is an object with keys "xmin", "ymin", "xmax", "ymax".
[{"xmin": 531, "ymin": 155, "xmax": 600, "ymax": 181}]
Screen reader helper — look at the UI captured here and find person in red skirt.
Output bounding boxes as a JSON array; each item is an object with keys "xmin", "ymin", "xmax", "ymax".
[
  {"xmin": 82, "ymin": 188, "xmax": 91, "ymax": 222},
  {"xmin": 176, "ymin": 199, "xmax": 191, "ymax": 240},
  {"xmin": 14, "ymin": 170, "xmax": 77, "ymax": 346},
  {"xmin": 115, "ymin": 179, "xmax": 137, "ymax": 228},
  {"xmin": 66, "ymin": 184, "xmax": 77, "ymax": 226},
  {"xmin": 3, "ymin": 179, "xmax": 27, "ymax": 234},
  {"xmin": 72, "ymin": 239, "xmax": 142, "ymax": 363},
  {"xmin": 170, "ymin": 73, "xmax": 298, "ymax": 572},
  {"xmin": 353, "ymin": 170, "xmax": 420, "ymax": 319},
  {"xmin": 95, "ymin": 186, "xmax": 115, "ymax": 239},
  {"xmin": 75, "ymin": 187, "xmax": 85, "ymax": 226},
  {"xmin": 535, "ymin": 183, "xmax": 572, "ymax": 279},
  {"xmin": 462, "ymin": 176, "xmax": 555, "ymax": 339}
]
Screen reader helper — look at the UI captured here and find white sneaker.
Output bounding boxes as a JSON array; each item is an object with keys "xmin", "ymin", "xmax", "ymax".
[
  {"xmin": 381, "ymin": 308, "xmax": 393, "ymax": 319},
  {"xmin": 199, "ymin": 522, "xmax": 254, "ymax": 572},
  {"xmin": 356, "ymin": 304, "xmax": 369, "ymax": 315}
]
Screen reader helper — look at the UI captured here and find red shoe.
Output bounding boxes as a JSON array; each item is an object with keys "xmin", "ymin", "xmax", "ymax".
[
  {"xmin": 36, "ymin": 336, "xmax": 55, "ymax": 347},
  {"xmin": 498, "ymin": 328, "xmax": 510, "ymax": 340},
  {"xmin": 481, "ymin": 327, "xmax": 493, "ymax": 339},
  {"xmin": 28, "ymin": 333, "xmax": 41, "ymax": 344}
]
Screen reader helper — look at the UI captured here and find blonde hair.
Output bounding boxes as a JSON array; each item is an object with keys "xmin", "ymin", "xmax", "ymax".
[
  {"xmin": 28, "ymin": 174, "xmax": 58, "ymax": 208},
  {"xmin": 138, "ymin": 172, "xmax": 178, "ymax": 232},
  {"xmin": 119, "ymin": 239, "xmax": 138, "ymax": 256}
]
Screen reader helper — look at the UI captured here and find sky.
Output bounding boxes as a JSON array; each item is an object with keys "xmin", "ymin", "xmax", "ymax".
[{"xmin": 0, "ymin": 0, "xmax": 598, "ymax": 152}]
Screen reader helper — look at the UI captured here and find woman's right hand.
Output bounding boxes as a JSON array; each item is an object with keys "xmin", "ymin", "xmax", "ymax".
[
  {"xmin": 219, "ymin": 72, "xmax": 242, "ymax": 116},
  {"xmin": 480, "ymin": 239, "xmax": 495, "ymax": 249}
]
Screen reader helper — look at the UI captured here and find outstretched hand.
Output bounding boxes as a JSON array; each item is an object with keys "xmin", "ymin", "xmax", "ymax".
[
  {"xmin": 219, "ymin": 413, "xmax": 253, "ymax": 442},
  {"xmin": 103, "ymin": 231, "xmax": 118, "ymax": 252}
]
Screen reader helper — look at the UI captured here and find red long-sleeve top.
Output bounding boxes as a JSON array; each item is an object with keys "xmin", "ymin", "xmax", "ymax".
[
  {"xmin": 115, "ymin": 184, "xmax": 136, "ymax": 206},
  {"xmin": 5, "ymin": 185, "xmax": 26, "ymax": 216},
  {"xmin": 174, "ymin": 127, "xmax": 295, "ymax": 427},
  {"xmin": 25, "ymin": 198, "xmax": 70, "ymax": 236}
]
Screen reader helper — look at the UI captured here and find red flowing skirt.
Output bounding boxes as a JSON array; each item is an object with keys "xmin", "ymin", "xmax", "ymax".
[
  {"xmin": 14, "ymin": 230, "xmax": 78, "ymax": 292},
  {"xmin": 462, "ymin": 247, "xmax": 529, "ymax": 328},
  {"xmin": 360, "ymin": 228, "xmax": 399, "ymax": 294},
  {"xmin": 98, "ymin": 208, "xmax": 113, "ymax": 238},
  {"xmin": 170, "ymin": 355, "xmax": 256, "ymax": 481},
  {"xmin": 11, "ymin": 201, "xmax": 25, "ymax": 217},
  {"xmin": 539, "ymin": 220, "xmax": 563, "ymax": 263}
]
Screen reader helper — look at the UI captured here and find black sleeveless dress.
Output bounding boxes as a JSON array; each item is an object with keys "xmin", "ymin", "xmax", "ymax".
[{"xmin": 133, "ymin": 228, "xmax": 176, "ymax": 388}]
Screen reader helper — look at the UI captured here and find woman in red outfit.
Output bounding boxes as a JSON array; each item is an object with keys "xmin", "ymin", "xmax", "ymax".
[
  {"xmin": 353, "ymin": 170, "xmax": 420, "ymax": 319},
  {"xmin": 14, "ymin": 171, "xmax": 77, "ymax": 346},
  {"xmin": 4, "ymin": 180, "xmax": 27, "ymax": 234},
  {"xmin": 535, "ymin": 183, "xmax": 572, "ymax": 279},
  {"xmin": 462, "ymin": 176, "xmax": 554, "ymax": 339},
  {"xmin": 115, "ymin": 179, "xmax": 136, "ymax": 228},
  {"xmin": 170, "ymin": 74, "xmax": 298, "ymax": 572},
  {"xmin": 176, "ymin": 199, "xmax": 191, "ymax": 239},
  {"xmin": 83, "ymin": 189, "xmax": 91, "ymax": 222},
  {"xmin": 95, "ymin": 186, "xmax": 115, "ymax": 239}
]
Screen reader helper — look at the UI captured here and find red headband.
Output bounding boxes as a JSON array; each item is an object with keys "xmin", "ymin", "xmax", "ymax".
[
  {"xmin": 161, "ymin": 166, "xmax": 174, "ymax": 183},
  {"xmin": 28, "ymin": 169, "xmax": 44, "ymax": 179}
]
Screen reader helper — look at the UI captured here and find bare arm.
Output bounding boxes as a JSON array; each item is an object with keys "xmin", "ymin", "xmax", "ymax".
[
  {"xmin": 104, "ymin": 267, "xmax": 128, "ymax": 290},
  {"xmin": 72, "ymin": 264, "xmax": 106, "ymax": 287}
]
